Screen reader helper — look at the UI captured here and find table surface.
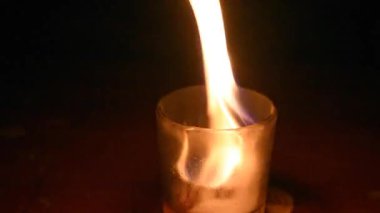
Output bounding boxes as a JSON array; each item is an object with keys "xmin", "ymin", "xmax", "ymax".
[{"xmin": 1, "ymin": 98, "xmax": 379, "ymax": 213}]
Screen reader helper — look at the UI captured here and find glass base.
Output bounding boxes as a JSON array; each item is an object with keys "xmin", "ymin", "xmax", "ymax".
[
  {"xmin": 163, "ymin": 203, "xmax": 265, "ymax": 213},
  {"xmin": 162, "ymin": 188, "xmax": 293, "ymax": 213}
]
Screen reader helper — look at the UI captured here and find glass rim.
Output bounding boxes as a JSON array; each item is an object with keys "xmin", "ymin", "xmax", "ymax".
[{"xmin": 156, "ymin": 85, "xmax": 277, "ymax": 132}]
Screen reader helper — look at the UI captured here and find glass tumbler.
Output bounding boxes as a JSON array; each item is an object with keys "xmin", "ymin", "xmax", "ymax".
[{"xmin": 157, "ymin": 86, "xmax": 277, "ymax": 213}]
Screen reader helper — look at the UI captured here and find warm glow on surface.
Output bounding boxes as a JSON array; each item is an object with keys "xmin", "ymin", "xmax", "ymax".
[{"xmin": 176, "ymin": 0, "xmax": 252, "ymax": 188}]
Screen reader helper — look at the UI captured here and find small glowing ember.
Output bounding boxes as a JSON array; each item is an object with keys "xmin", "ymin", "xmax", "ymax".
[{"xmin": 176, "ymin": 0, "xmax": 252, "ymax": 188}]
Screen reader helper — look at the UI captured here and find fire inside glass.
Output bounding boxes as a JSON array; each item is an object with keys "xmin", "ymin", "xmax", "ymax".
[{"xmin": 157, "ymin": 85, "xmax": 277, "ymax": 213}]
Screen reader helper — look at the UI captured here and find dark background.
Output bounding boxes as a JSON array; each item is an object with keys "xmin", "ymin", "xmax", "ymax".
[{"xmin": 1, "ymin": 0, "xmax": 379, "ymax": 212}]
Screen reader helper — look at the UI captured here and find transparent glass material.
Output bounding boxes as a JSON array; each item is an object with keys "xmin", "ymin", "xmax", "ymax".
[{"xmin": 157, "ymin": 86, "xmax": 277, "ymax": 213}]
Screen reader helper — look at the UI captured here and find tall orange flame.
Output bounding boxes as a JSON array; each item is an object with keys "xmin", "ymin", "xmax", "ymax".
[
  {"xmin": 176, "ymin": 0, "xmax": 251, "ymax": 188},
  {"xmin": 190, "ymin": 0, "xmax": 251, "ymax": 129}
]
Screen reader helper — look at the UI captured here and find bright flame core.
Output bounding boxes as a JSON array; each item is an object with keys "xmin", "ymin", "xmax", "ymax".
[
  {"xmin": 176, "ymin": 0, "xmax": 252, "ymax": 188},
  {"xmin": 190, "ymin": 0, "xmax": 252, "ymax": 128}
]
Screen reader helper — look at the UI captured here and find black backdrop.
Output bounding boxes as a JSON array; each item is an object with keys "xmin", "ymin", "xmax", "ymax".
[{"xmin": 2, "ymin": 0, "xmax": 378, "ymax": 126}]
